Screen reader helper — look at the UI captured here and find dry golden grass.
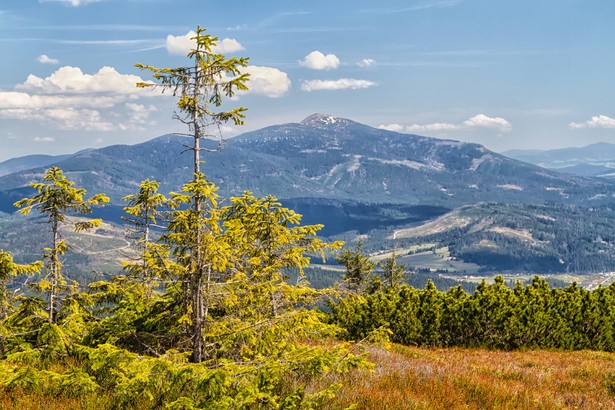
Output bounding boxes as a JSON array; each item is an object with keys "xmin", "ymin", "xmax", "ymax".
[
  {"xmin": 2, "ymin": 345, "xmax": 614, "ymax": 409},
  {"xmin": 319, "ymin": 345, "xmax": 615, "ymax": 410}
]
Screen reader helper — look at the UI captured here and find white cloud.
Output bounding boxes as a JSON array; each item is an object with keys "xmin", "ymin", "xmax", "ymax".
[
  {"xmin": 125, "ymin": 102, "xmax": 157, "ymax": 124},
  {"xmin": 216, "ymin": 38, "xmax": 245, "ymax": 53},
  {"xmin": 378, "ymin": 123, "xmax": 405, "ymax": 132},
  {"xmin": 37, "ymin": 54, "xmax": 59, "ymax": 65},
  {"xmin": 39, "ymin": 0, "xmax": 105, "ymax": 6},
  {"xmin": 0, "ymin": 66, "xmax": 156, "ymax": 131},
  {"xmin": 390, "ymin": 114, "xmax": 512, "ymax": 135},
  {"xmin": 299, "ymin": 51, "xmax": 340, "ymax": 70},
  {"xmin": 462, "ymin": 114, "xmax": 512, "ymax": 132},
  {"xmin": 166, "ymin": 31, "xmax": 197, "ymax": 55},
  {"xmin": 15, "ymin": 66, "xmax": 150, "ymax": 96},
  {"xmin": 166, "ymin": 31, "xmax": 245, "ymax": 55},
  {"xmin": 569, "ymin": 115, "xmax": 615, "ymax": 129},
  {"xmin": 357, "ymin": 58, "xmax": 376, "ymax": 68},
  {"xmin": 33, "ymin": 136, "xmax": 56, "ymax": 142},
  {"xmin": 242, "ymin": 65, "xmax": 291, "ymax": 98},
  {"xmin": 300, "ymin": 78, "xmax": 376, "ymax": 91},
  {"xmin": 407, "ymin": 122, "xmax": 461, "ymax": 132}
]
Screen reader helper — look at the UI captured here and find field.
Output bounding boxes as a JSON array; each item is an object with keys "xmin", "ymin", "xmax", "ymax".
[
  {"xmin": 3, "ymin": 345, "xmax": 612, "ymax": 409},
  {"xmin": 320, "ymin": 345, "xmax": 615, "ymax": 409}
]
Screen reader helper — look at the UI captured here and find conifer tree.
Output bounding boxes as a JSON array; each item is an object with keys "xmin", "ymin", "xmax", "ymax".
[
  {"xmin": 336, "ymin": 241, "xmax": 375, "ymax": 294},
  {"xmin": 380, "ymin": 250, "xmax": 406, "ymax": 290},
  {"xmin": 14, "ymin": 167, "xmax": 109, "ymax": 324},
  {"xmin": 136, "ymin": 25, "xmax": 249, "ymax": 363},
  {"xmin": 0, "ymin": 250, "xmax": 42, "ymax": 321}
]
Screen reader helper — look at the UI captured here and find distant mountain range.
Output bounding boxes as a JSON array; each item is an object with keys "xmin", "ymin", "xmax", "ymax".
[
  {"xmin": 2, "ymin": 114, "xmax": 615, "ymax": 278},
  {"xmin": 504, "ymin": 142, "xmax": 615, "ymax": 178},
  {"xmin": 0, "ymin": 149, "xmax": 94, "ymax": 177},
  {"xmin": 1, "ymin": 114, "xmax": 612, "ymax": 208}
]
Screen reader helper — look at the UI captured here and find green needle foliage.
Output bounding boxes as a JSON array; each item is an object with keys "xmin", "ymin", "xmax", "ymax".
[
  {"xmin": 14, "ymin": 167, "xmax": 109, "ymax": 324},
  {"xmin": 136, "ymin": 25, "xmax": 250, "ymax": 364}
]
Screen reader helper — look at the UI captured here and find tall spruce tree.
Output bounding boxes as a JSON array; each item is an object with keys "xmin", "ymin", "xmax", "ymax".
[
  {"xmin": 14, "ymin": 167, "xmax": 109, "ymax": 324},
  {"xmin": 135, "ymin": 26, "xmax": 249, "ymax": 363}
]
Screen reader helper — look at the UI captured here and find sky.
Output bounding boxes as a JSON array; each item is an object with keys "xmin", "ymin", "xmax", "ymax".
[{"xmin": 1, "ymin": 0, "xmax": 615, "ymax": 162}]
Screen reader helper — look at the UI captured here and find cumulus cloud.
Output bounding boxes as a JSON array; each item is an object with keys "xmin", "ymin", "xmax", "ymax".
[
  {"xmin": 300, "ymin": 78, "xmax": 376, "ymax": 91},
  {"xmin": 378, "ymin": 123, "xmax": 405, "ymax": 132},
  {"xmin": 242, "ymin": 66, "xmax": 291, "ymax": 98},
  {"xmin": 299, "ymin": 51, "xmax": 340, "ymax": 70},
  {"xmin": 166, "ymin": 31, "xmax": 196, "ymax": 55},
  {"xmin": 166, "ymin": 31, "xmax": 245, "ymax": 55},
  {"xmin": 216, "ymin": 38, "xmax": 245, "ymax": 53},
  {"xmin": 0, "ymin": 66, "xmax": 156, "ymax": 131},
  {"xmin": 357, "ymin": 58, "xmax": 376, "ymax": 68},
  {"xmin": 569, "ymin": 115, "xmax": 615, "ymax": 129},
  {"xmin": 37, "ymin": 54, "xmax": 59, "ymax": 65},
  {"xmin": 462, "ymin": 114, "xmax": 512, "ymax": 132},
  {"xmin": 15, "ymin": 66, "xmax": 150, "ymax": 96}
]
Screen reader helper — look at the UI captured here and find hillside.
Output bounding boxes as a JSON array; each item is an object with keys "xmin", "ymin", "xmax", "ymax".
[
  {"xmin": 3, "ymin": 114, "xmax": 615, "ymax": 277},
  {"xmin": 382, "ymin": 202, "xmax": 615, "ymax": 275},
  {"xmin": 1, "ymin": 114, "xmax": 612, "ymax": 207}
]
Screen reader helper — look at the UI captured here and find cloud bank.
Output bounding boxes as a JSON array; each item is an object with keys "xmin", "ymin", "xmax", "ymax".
[{"xmin": 0, "ymin": 66, "xmax": 157, "ymax": 131}]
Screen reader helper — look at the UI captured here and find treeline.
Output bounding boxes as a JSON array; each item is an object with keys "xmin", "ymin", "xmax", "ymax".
[{"xmin": 329, "ymin": 276, "xmax": 615, "ymax": 351}]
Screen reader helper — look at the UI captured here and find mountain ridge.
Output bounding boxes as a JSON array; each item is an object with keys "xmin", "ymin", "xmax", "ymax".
[{"xmin": 1, "ymin": 114, "xmax": 612, "ymax": 208}]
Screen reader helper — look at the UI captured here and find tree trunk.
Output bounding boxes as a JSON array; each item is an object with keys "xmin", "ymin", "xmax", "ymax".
[
  {"xmin": 191, "ymin": 271, "xmax": 204, "ymax": 363},
  {"xmin": 49, "ymin": 216, "xmax": 59, "ymax": 324}
]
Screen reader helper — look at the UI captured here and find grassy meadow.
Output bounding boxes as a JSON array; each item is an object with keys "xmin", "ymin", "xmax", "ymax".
[
  {"xmin": 2, "ymin": 344, "xmax": 613, "ymax": 410},
  {"xmin": 320, "ymin": 345, "xmax": 615, "ymax": 410}
]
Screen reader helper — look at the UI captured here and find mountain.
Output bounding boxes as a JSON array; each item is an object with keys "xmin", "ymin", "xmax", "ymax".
[
  {"xmin": 1, "ymin": 114, "xmax": 612, "ymax": 208},
  {"xmin": 0, "ymin": 150, "xmax": 93, "ymax": 177},
  {"xmin": 3, "ymin": 114, "xmax": 615, "ymax": 277},
  {"xmin": 503, "ymin": 142, "xmax": 615, "ymax": 178}
]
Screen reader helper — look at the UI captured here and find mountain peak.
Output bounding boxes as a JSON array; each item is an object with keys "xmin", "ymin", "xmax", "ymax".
[{"xmin": 300, "ymin": 113, "xmax": 353, "ymax": 129}]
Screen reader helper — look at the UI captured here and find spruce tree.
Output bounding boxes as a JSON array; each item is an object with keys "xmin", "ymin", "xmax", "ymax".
[
  {"xmin": 14, "ymin": 167, "xmax": 109, "ymax": 324},
  {"xmin": 136, "ymin": 25, "xmax": 249, "ymax": 363}
]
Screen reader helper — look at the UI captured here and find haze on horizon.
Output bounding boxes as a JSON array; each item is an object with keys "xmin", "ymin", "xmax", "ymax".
[{"xmin": 1, "ymin": 0, "xmax": 614, "ymax": 162}]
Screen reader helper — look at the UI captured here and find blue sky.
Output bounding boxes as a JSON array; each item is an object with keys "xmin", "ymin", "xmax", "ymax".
[{"xmin": 1, "ymin": 0, "xmax": 614, "ymax": 161}]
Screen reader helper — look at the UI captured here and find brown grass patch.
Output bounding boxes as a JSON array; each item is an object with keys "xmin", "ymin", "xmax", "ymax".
[{"xmin": 319, "ymin": 345, "xmax": 615, "ymax": 409}]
